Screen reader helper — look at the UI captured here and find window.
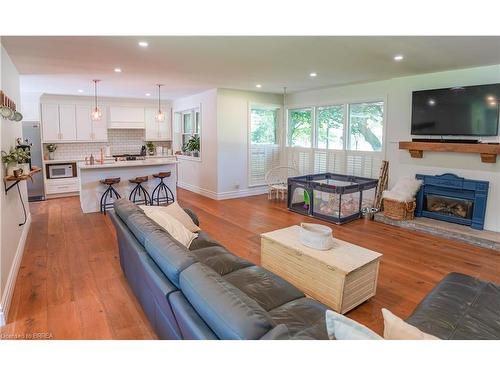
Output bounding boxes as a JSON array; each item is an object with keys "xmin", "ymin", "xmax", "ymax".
[
  {"xmin": 348, "ymin": 101, "xmax": 384, "ymax": 151},
  {"xmin": 288, "ymin": 108, "xmax": 312, "ymax": 147},
  {"xmin": 248, "ymin": 105, "xmax": 281, "ymax": 186},
  {"xmin": 178, "ymin": 107, "xmax": 201, "ymax": 158},
  {"xmin": 316, "ymin": 105, "xmax": 344, "ymax": 149},
  {"xmin": 250, "ymin": 107, "xmax": 278, "ymax": 144}
]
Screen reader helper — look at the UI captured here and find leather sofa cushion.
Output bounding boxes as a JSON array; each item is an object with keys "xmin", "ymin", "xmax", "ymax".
[
  {"xmin": 114, "ymin": 198, "xmax": 143, "ymax": 219},
  {"xmin": 191, "ymin": 246, "xmax": 254, "ymax": 276},
  {"xmin": 179, "ymin": 263, "xmax": 275, "ymax": 340},
  {"xmin": 144, "ymin": 229, "xmax": 198, "ymax": 288},
  {"xmin": 189, "ymin": 231, "xmax": 221, "ymax": 250},
  {"xmin": 406, "ymin": 272, "xmax": 500, "ymax": 340},
  {"xmin": 269, "ymin": 297, "xmax": 329, "ymax": 339},
  {"xmin": 223, "ymin": 266, "xmax": 304, "ymax": 311}
]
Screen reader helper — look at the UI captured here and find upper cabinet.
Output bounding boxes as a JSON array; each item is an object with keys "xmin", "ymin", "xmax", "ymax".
[
  {"xmin": 41, "ymin": 103, "xmax": 108, "ymax": 143},
  {"xmin": 145, "ymin": 107, "xmax": 171, "ymax": 141},
  {"xmin": 109, "ymin": 106, "xmax": 145, "ymax": 129}
]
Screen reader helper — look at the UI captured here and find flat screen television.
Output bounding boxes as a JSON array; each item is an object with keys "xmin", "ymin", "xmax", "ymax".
[{"xmin": 411, "ymin": 83, "xmax": 500, "ymax": 136}]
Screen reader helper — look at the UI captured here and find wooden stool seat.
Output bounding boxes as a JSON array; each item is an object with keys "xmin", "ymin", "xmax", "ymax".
[
  {"xmin": 153, "ymin": 172, "xmax": 171, "ymax": 178},
  {"xmin": 100, "ymin": 177, "xmax": 121, "ymax": 185},
  {"xmin": 129, "ymin": 176, "xmax": 148, "ymax": 184}
]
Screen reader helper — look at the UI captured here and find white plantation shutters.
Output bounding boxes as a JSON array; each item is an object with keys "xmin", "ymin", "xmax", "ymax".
[{"xmin": 249, "ymin": 144, "xmax": 280, "ymax": 186}]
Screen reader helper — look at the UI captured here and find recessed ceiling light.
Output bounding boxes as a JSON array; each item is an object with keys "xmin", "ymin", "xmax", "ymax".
[
  {"xmin": 309, "ymin": 72, "xmax": 317, "ymax": 77},
  {"xmin": 138, "ymin": 41, "xmax": 148, "ymax": 47},
  {"xmin": 145, "ymin": 93, "xmax": 151, "ymax": 97},
  {"xmin": 428, "ymin": 99, "xmax": 436, "ymax": 106},
  {"xmin": 78, "ymin": 89, "xmax": 83, "ymax": 93},
  {"xmin": 114, "ymin": 67, "xmax": 122, "ymax": 73},
  {"xmin": 394, "ymin": 55, "xmax": 404, "ymax": 61},
  {"xmin": 256, "ymin": 84, "xmax": 262, "ymax": 88},
  {"xmin": 487, "ymin": 96, "xmax": 495, "ymax": 101}
]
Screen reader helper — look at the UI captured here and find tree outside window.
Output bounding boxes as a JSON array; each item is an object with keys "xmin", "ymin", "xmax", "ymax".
[
  {"xmin": 316, "ymin": 105, "xmax": 344, "ymax": 149},
  {"xmin": 288, "ymin": 108, "xmax": 312, "ymax": 147},
  {"xmin": 250, "ymin": 108, "xmax": 278, "ymax": 144},
  {"xmin": 348, "ymin": 102, "xmax": 384, "ymax": 151}
]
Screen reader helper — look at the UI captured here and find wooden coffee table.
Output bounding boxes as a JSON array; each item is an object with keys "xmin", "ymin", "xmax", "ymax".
[{"xmin": 261, "ymin": 225, "xmax": 382, "ymax": 314}]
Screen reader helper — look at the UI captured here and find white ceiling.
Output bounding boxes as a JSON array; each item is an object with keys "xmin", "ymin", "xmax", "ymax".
[{"xmin": 2, "ymin": 36, "xmax": 500, "ymax": 100}]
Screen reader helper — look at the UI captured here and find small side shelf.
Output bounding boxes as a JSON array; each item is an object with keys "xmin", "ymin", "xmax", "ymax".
[
  {"xmin": 399, "ymin": 142, "xmax": 500, "ymax": 163},
  {"xmin": 4, "ymin": 166, "xmax": 42, "ymax": 193}
]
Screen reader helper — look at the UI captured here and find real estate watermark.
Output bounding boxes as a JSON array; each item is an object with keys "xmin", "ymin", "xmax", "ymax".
[{"xmin": 0, "ymin": 332, "xmax": 53, "ymax": 340}]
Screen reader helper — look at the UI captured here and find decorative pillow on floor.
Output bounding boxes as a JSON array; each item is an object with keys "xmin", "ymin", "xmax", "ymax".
[
  {"xmin": 140, "ymin": 206, "xmax": 198, "ymax": 248},
  {"xmin": 161, "ymin": 202, "xmax": 201, "ymax": 233},
  {"xmin": 382, "ymin": 308, "xmax": 440, "ymax": 340},
  {"xmin": 325, "ymin": 310, "xmax": 382, "ymax": 340}
]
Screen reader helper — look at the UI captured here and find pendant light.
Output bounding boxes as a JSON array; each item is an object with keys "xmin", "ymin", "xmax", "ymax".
[
  {"xmin": 155, "ymin": 84, "xmax": 164, "ymax": 121},
  {"xmin": 91, "ymin": 79, "xmax": 102, "ymax": 121}
]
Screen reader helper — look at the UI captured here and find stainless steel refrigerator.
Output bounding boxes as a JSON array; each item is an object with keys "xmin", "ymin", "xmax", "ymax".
[{"xmin": 22, "ymin": 121, "xmax": 45, "ymax": 201}]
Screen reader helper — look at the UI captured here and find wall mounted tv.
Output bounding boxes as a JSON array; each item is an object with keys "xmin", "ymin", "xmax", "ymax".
[{"xmin": 411, "ymin": 83, "xmax": 500, "ymax": 136}]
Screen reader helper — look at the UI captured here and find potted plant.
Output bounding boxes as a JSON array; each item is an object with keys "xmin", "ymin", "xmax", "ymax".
[
  {"xmin": 1, "ymin": 147, "xmax": 31, "ymax": 176},
  {"xmin": 184, "ymin": 135, "xmax": 200, "ymax": 157},
  {"xmin": 146, "ymin": 141, "xmax": 155, "ymax": 156},
  {"xmin": 46, "ymin": 143, "xmax": 57, "ymax": 160}
]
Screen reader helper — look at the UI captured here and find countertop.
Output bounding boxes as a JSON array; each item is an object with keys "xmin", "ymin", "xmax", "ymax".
[
  {"xmin": 78, "ymin": 158, "xmax": 178, "ymax": 170},
  {"xmin": 44, "ymin": 156, "xmax": 176, "ymax": 165}
]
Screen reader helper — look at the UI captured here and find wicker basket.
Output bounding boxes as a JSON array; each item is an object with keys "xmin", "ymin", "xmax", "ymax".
[{"xmin": 383, "ymin": 198, "xmax": 416, "ymax": 221}]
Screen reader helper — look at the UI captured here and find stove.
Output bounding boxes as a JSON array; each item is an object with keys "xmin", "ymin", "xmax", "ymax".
[{"xmin": 113, "ymin": 154, "xmax": 146, "ymax": 161}]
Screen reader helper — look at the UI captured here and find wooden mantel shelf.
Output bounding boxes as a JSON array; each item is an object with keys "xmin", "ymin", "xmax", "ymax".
[{"xmin": 399, "ymin": 142, "xmax": 500, "ymax": 163}]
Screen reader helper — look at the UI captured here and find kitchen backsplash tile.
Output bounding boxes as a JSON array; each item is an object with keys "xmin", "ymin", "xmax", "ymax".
[{"xmin": 44, "ymin": 129, "xmax": 171, "ymax": 160}]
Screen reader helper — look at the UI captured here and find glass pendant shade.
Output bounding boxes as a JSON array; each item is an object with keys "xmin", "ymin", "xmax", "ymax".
[
  {"xmin": 155, "ymin": 110, "xmax": 164, "ymax": 121},
  {"xmin": 155, "ymin": 84, "xmax": 164, "ymax": 121},
  {"xmin": 91, "ymin": 107, "xmax": 102, "ymax": 120}
]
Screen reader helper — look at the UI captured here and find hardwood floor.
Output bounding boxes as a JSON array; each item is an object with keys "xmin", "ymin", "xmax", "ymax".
[{"xmin": 2, "ymin": 188, "xmax": 500, "ymax": 339}]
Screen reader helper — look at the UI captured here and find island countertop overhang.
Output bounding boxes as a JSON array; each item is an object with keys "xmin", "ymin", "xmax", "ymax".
[{"xmin": 78, "ymin": 159, "xmax": 178, "ymax": 170}]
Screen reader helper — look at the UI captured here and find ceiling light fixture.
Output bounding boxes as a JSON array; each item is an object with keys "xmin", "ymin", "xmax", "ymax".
[
  {"xmin": 91, "ymin": 79, "xmax": 102, "ymax": 121},
  {"xmin": 78, "ymin": 89, "xmax": 83, "ymax": 93},
  {"xmin": 256, "ymin": 84, "xmax": 262, "ymax": 88},
  {"xmin": 155, "ymin": 84, "xmax": 164, "ymax": 121},
  {"xmin": 309, "ymin": 72, "xmax": 317, "ymax": 77},
  {"xmin": 394, "ymin": 55, "xmax": 404, "ymax": 61},
  {"xmin": 428, "ymin": 99, "xmax": 436, "ymax": 106},
  {"xmin": 487, "ymin": 96, "xmax": 495, "ymax": 101},
  {"xmin": 138, "ymin": 41, "xmax": 148, "ymax": 47},
  {"xmin": 145, "ymin": 93, "xmax": 151, "ymax": 97},
  {"xmin": 114, "ymin": 67, "xmax": 122, "ymax": 73}
]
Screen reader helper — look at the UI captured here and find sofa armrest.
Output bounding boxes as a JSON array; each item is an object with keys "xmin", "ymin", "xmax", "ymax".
[{"xmin": 183, "ymin": 208, "xmax": 200, "ymax": 226}]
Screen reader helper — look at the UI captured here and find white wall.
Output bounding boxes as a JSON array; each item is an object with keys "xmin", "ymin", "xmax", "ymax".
[
  {"xmin": 172, "ymin": 89, "xmax": 218, "ymax": 197},
  {"xmin": 287, "ymin": 64, "xmax": 500, "ymax": 231},
  {"xmin": 216, "ymin": 89, "xmax": 283, "ymax": 198},
  {"xmin": 0, "ymin": 44, "xmax": 31, "ymax": 325},
  {"xmin": 21, "ymin": 91, "xmax": 42, "ymax": 121}
]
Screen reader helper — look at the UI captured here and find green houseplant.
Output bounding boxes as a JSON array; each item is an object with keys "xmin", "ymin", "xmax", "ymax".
[
  {"xmin": 1, "ymin": 147, "xmax": 31, "ymax": 176},
  {"xmin": 146, "ymin": 141, "xmax": 155, "ymax": 156},
  {"xmin": 46, "ymin": 143, "xmax": 57, "ymax": 160},
  {"xmin": 184, "ymin": 135, "xmax": 200, "ymax": 157}
]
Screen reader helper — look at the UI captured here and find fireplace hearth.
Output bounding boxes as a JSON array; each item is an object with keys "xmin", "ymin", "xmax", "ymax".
[{"xmin": 415, "ymin": 173, "xmax": 489, "ymax": 230}]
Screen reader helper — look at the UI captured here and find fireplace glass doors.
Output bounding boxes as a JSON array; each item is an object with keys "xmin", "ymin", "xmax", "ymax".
[{"xmin": 424, "ymin": 194, "xmax": 473, "ymax": 220}]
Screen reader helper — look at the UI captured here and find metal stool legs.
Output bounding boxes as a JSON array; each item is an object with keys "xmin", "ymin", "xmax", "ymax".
[
  {"xmin": 150, "ymin": 177, "xmax": 175, "ymax": 205},
  {"xmin": 129, "ymin": 182, "xmax": 151, "ymax": 205},
  {"xmin": 100, "ymin": 184, "xmax": 121, "ymax": 214}
]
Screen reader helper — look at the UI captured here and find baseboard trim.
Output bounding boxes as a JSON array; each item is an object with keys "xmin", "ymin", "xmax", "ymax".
[
  {"xmin": 177, "ymin": 181, "xmax": 218, "ymax": 200},
  {"xmin": 216, "ymin": 186, "xmax": 268, "ymax": 200},
  {"xmin": 0, "ymin": 213, "xmax": 32, "ymax": 327}
]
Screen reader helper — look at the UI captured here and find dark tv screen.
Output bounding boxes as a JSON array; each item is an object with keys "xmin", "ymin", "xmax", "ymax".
[{"xmin": 411, "ymin": 83, "xmax": 500, "ymax": 136}]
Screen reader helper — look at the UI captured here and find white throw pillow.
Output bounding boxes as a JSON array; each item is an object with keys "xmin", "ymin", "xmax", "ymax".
[
  {"xmin": 382, "ymin": 308, "xmax": 440, "ymax": 340},
  {"xmin": 383, "ymin": 178, "xmax": 423, "ymax": 202},
  {"xmin": 162, "ymin": 202, "xmax": 201, "ymax": 233},
  {"xmin": 325, "ymin": 310, "xmax": 382, "ymax": 340},
  {"xmin": 140, "ymin": 206, "xmax": 198, "ymax": 248}
]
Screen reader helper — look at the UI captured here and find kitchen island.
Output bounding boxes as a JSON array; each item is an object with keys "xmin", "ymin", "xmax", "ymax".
[{"xmin": 78, "ymin": 158, "xmax": 178, "ymax": 213}]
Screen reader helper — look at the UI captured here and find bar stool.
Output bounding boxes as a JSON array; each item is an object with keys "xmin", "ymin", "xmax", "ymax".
[
  {"xmin": 129, "ymin": 176, "xmax": 151, "ymax": 205},
  {"xmin": 99, "ymin": 177, "xmax": 121, "ymax": 214},
  {"xmin": 150, "ymin": 172, "xmax": 175, "ymax": 206}
]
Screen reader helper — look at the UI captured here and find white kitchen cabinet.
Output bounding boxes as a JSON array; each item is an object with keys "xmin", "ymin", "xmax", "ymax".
[
  {"xmin": 59, "ymin": 104, "xmax": 77, "ymax": 141},
  {"xmin": 41, "ymin": 103, "xmax": 60, "ymax": 141},
  {"xmin": 92, "ymin": 106, "xmax": 108, "ymax": 141},
  {"xmin": 145, "ymin": 107, "xmax": 171, "ymax": 141},
  {"xmin": 75, "ymin": 105, "xmax": 93, "ymax": 141}
]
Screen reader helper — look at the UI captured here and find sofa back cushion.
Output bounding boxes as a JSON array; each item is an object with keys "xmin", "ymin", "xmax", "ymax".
[
  {"xmin": 179, "ymin": 262, "xmax": 275, "ymax": 339},
  {"xmin": 144, "ymin": 229, "xmax": 198, "ymax": 288}
]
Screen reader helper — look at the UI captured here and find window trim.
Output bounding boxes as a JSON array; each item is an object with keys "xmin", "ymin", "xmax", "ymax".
[{"xmin": 176, "ymin": 104, "xmax": 202, "ymax": 160}]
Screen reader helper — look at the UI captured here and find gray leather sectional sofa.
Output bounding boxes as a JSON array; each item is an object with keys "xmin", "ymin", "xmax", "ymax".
[
  {"xmin": 110, "ymin": 198, "xmax": 500, "ymax": 340},
  {"xmin": 109, "ymin": 199, "xmax": 329, "ymax": 339}
]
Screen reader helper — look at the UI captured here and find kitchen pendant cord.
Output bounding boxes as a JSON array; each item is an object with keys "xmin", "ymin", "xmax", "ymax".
[{"xmin": 17, "ymin": 182, "xmax": 27, "ymax": 226}]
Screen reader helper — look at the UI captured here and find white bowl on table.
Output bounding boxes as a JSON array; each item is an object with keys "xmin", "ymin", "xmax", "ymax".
[{"xmin": 299, "ymin": 223, "xmax": 334, "ymax": 250}]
